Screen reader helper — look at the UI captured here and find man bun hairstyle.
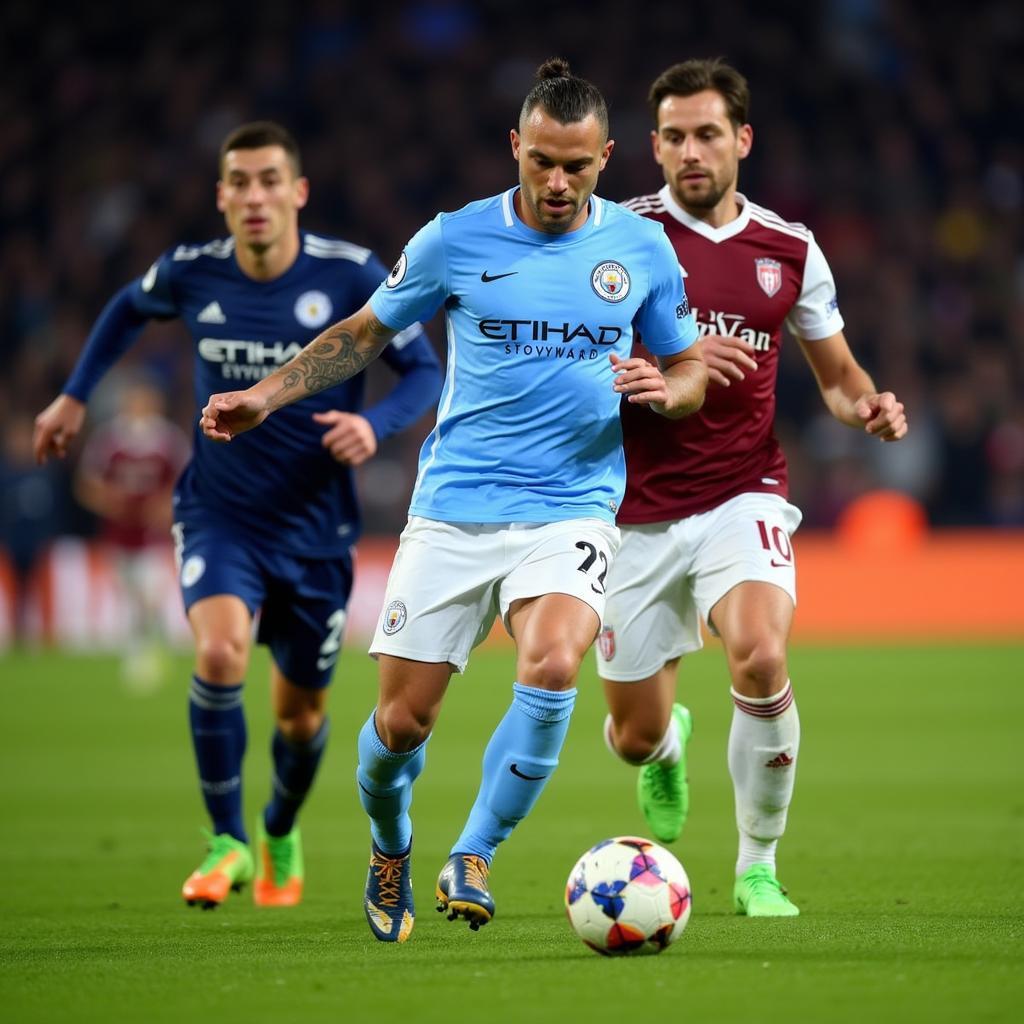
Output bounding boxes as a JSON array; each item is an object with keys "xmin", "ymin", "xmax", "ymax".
[
  {"xmin": 520, "ymin": 57, "xmax": 609, "ymax": 139},
  {"xmin": 648, "ymin": 58, "xmax": 750, "ymax": 128},
  {"xmin": 219, "ymin": 121, "xmax": 302, "ymax": 177}
]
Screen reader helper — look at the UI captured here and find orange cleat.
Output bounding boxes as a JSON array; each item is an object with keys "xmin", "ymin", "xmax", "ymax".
[
  {"xmin": 253, "ymin": 820, "xmax": 304, "ymax": 907},
  {"xmin": 182, "ymin": 831, "xmax": 254, "ymax": 909}
]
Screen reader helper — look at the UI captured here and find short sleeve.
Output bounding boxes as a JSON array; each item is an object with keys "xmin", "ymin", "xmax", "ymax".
[
  {"xmin": 369, "ymin": 215, "xmax": 448, "ymax": 331},
  {"xmin": 785, "ymin": 233, "xmax": 845, "ymax": 341},
  {"xmin": 634, "ymin": 228, "xmax": 699, "ymax": 355}
]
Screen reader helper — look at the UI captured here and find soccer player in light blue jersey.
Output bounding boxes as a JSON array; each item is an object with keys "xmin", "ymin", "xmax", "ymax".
[
  {"xmin": 33, "ymin": 122, "xmax": 442, "ymax": 910},
  {"xmin": 200, "ymin": 60, "xmax": 707, "ymax": 942}
]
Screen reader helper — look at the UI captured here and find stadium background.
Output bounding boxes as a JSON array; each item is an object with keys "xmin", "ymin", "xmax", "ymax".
[
  {"xmin": 1, "ymin": 0, "xmax": 1021, "ymax": 646},
  {"xmin": 1, "ymin": 4, "xmax": 1021, "ymax": 1022}
]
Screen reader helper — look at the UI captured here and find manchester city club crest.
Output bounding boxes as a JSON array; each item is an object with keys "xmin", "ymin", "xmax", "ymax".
[
  {"xmin": 294, "ymin": 290, "xmax": 333, "ymax": 328},
  {"xmin": 591, "ymin": 261, "xmax": 631, "ymax": 303},
  {"xmin": 382, "ymin": 599, "xmax": 408, "ymax": 635},
  {"xmin": 755, "ymin": 257, "xmax": 782, "ymax": 297}
]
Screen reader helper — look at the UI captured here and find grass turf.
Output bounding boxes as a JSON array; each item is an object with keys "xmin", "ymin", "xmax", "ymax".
[{"xmin": 1, "ymin": 642, "xmax": 1022, "ymax": 1023}]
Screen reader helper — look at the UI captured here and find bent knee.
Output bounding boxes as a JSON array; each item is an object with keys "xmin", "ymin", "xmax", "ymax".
[
  {"xmin": 731, "ymin": 641, "xmax": 788, "ymax": 697},
  {"xmin": 194, "ymin": 634, "xmax": 249, "ymax": 683},
  {"xmin": 519, "ymin": 646, "xmax": 582, "ymax": 691},
  {"xmin": 276, "ymin": 707, "xmax": 325, "ymax": 744},
  {"xmin": 374, "ymin": 701, "xmax": 431, "ymax": 752}
]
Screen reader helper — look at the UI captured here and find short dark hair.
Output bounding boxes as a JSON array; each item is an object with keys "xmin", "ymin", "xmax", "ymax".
[
  {"xmin": 219, "ymin": 121, "xmax": 302, "ymax": 177},
  {"xmin": 520, "ymin": 57, "xmax": 609, "ymax": 139},
  {"xmin": 648, "ymin": 58, "xmax": 750, "ymax": 128}
]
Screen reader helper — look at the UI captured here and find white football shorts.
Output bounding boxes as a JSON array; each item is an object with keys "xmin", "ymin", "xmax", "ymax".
[
  {"xmin": 370, "ymin": 516, "xmax": 620, "ymax": 673},
  {"xmin": 596, "ymin": 492, "xmax": 802, "ymax": 682}
]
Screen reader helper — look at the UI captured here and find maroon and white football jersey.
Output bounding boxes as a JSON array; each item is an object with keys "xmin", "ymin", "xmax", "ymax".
[
  {"xmin": 618, "ymin": 187, "xmax": 844, "ymax": 522},
  {"xmin": 79, "ymin": 413, "xmax": 189, "ymax": 549}
]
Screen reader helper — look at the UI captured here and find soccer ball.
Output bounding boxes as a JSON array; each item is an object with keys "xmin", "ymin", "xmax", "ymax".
[{"xmin": 564, "ymin": 836, "xmax": 691, "ymax": 955}]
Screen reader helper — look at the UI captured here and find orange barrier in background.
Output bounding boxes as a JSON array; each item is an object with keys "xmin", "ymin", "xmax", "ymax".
[{"xmin": 1, "ymin": 514, "xmax": 1021, "ymax": 649}]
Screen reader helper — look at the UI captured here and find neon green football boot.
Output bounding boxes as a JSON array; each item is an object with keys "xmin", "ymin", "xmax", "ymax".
[
  {"xmin": 254, "ymin": 819, "xmax": 304, "ymax": 907},
  {"xmin": 182, "ymin": 830, "xmax": 254, "ymax": 909},
  {"xmin": 734, "ymin": 864, "xmax": 800, "ymax": 917},
  {"xmin": 636, "ymin": 703, "xmax": 692, "ymax": 843}
]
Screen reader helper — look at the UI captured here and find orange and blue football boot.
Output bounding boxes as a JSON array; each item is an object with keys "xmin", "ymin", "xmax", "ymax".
[{"xmin": 364, "ymin": 840, "xmax": 414, "ymax": 942}]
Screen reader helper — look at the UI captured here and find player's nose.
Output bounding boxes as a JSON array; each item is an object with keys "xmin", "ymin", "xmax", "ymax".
[{"xmin": 548, "ymin": 167, "xmax": 568, "ymax": 193}]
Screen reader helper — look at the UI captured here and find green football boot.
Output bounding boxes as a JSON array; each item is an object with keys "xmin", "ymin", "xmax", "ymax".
[
  {"xmin": 182, "ymin": 830, "xmax": 254, "ymax": 909},
  {"xmin": 636, "ymin": 703, "xmax": 692, "ymax": 844},
  {"xmin": 254, "ymin": 819, "xmax": 304, "ymax": 907},
  {"xmin": 734, "ymin": 864, "xmax": 800, "ymax": 917}
]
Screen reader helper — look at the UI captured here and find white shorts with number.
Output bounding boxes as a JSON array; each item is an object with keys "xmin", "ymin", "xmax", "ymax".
[
  {"xmin": 370, "ymin": 516, "xmax": 620, "ymax": 673},
  {"xmin": 596, "ymin": 493, "xmax": 802, "ymax": 682}
]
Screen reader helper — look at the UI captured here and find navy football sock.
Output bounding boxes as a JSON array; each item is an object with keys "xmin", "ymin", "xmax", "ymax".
[
  {"xmin": 188, "ymin": 676, "xmax": 247, "ymax": 843},
  {"xmin": 263, "ymin": 717, "xmax": 330, "ymax": 837}
]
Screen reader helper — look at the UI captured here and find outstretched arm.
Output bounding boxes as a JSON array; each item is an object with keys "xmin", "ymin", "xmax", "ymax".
[
  {"xmin": 798, "ymin": 331, "xmax": 907, "ymax": 441},
  {"xmin": 201, "ymin": 302, "xmax": 397, "ymax": 442}
]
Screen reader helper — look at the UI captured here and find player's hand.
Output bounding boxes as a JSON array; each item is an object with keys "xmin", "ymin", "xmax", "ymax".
[
  {"xmin": 700, "ymin": 334, "xmax": 758, "ymax": 387},
  {"xmin": 313, "ymin": 410, "xmax": 378, "ymax": 466},
  {"xmin": 33, "ymin": 394, "xmax": 86, "ymax": 464},
  {"xmin": 610, "ymin": 353, "xmax": 670, "ymax": 410},
  {"xmin": 855, "ymin": 392, "xmax": 908, "ymax": 442},
  {"xmin": 200, "ymin": 391, "xmax": 270, "ymax": 443}
]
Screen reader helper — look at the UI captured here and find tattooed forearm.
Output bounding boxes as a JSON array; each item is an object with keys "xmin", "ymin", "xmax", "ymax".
[{"xmin": 269, "ymin": 314, "xmax": 392, "ymax": 407}]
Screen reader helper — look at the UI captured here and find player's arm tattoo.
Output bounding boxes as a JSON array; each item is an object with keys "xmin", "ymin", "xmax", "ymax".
[{"xmin": 278, "ymin": 315, "xmax": 393, "ymax": 400}]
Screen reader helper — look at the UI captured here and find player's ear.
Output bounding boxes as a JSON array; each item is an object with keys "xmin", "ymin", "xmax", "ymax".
[
  {"xmin": 599, "ymin": 138, "xmax": 614, "ymax": 170},
  {"xmin": 651, "ymin": 129, "xmax": 661, "ymax": 165},
  {"xmin": 510, "ymin": 128, "xmax": 521, "ymax": 161},
  {"xmin": 215, "ymin": 180, "xmax": 227, "ymax": 212},
  {"xmin": 737, "ymin": 123, "xmax": 753, "ymax": 161},
  {"xmin": 294, "ymin": 176, "xmax": 310, "ymax": 210}
]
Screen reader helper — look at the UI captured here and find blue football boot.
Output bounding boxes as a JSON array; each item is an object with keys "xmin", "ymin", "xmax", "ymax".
[
  {"xmin": 364, "ymin": 840, "xmax": 414, "ymax": 942},
  {"xmin": 435, "ymin": 853, "xmax": 494, "ymax": 931}
]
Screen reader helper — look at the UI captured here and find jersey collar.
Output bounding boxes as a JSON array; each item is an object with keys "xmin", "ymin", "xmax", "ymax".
[
  {"xmin": 657, "ymin": 185, "xmax": 751, "ymax": 243},
  {"xmin": 502, "ymin": 187, "xmax": 602, "ymax": 243}
]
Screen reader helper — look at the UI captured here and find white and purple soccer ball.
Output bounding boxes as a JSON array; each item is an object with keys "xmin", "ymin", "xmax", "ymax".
[{"xmin": 565, "ymin": 836, "xmax": 692, "ymax": 956}]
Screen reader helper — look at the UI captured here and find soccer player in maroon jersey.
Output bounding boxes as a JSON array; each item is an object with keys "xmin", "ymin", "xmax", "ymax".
[
  {"xmin": 74, "ymin": 379, "xmax": 189, "ymax": 688},
  {"xmin": 596, "ymin": 58, "xmax": 907, "ymax": 916}
]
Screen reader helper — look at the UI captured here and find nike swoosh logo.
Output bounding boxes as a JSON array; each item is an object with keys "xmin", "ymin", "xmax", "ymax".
[
  {"xmin": 358, "ymin": 781, "xmax": 386, "ymax": 799},
  {"xmin": 481, "ymin": 271, "xmax": 518, "ymax": 282},
  {"xmin": 510, "ymin": 763, "xmax": 547, "ymax": 781}
]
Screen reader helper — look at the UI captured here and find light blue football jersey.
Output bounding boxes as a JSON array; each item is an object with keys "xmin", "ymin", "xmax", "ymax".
[{"xmin": 370, "ymin": 188, "xmax": 698, "ymax": 524}]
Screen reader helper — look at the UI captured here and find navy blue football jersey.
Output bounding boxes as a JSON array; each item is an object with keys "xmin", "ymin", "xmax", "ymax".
[{"xmin": 67, "ymin": 231, "xmax": 439, "ymax": 555}]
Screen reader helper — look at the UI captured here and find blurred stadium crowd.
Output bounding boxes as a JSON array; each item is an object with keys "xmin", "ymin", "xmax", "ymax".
[{"xmin": 2, "ymin": 0, "xmax": 1022, "ymax": 592}]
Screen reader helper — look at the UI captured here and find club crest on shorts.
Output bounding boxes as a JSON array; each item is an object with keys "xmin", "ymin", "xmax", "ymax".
[
  {"xmin": 598, "ymin": 625, "xmax": 616, "ymax": 660},
  {"xmin": 755, "ymin": 258, "xmax": 782, "ymax": 297},
  {"xmin": 591, "ymin": 261, "xmax": 630, "ymax": 303},
  {"xmin": 181, "ymin": 555, "xmax": 206, "ymax": 588},
  {"xmin": 382, "ymin": 600, "xmax": 408, "ymax": 635},
  {"xmin": 294, "ymin": 290, "xmax": 333, "ymax": 328}
]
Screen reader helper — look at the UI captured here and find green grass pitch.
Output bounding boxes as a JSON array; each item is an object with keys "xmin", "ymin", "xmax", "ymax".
[{"xmin": 2, "ymin": 642, "xmax": 1022, "ymax": 1023}]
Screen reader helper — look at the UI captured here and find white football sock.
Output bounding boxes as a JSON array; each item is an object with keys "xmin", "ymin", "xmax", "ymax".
[{"xmin": 728, "ymin": 680, "xmax": 800, "ymax": 875}]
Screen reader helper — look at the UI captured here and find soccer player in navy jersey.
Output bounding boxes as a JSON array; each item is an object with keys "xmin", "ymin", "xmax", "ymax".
[
  {"xmin": 596, "ymin": 59, "xmax": 908, "ymax": 916},
  {"xmin": 200, "ymin": 60, "xmax": 707, "ymax": 942},
  {"xmin": 33, "ymin": 121, "xmax": 442, "ymax": 909}
]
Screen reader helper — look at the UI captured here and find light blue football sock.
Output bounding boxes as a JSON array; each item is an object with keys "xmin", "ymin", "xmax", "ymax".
[
  {"xmin": 452, "ymin": 682, "xmax": 576, "ymax": 863},
  {"xmin": 356, "ymin": 711, "xmax": 426, "ymax": 855}
]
